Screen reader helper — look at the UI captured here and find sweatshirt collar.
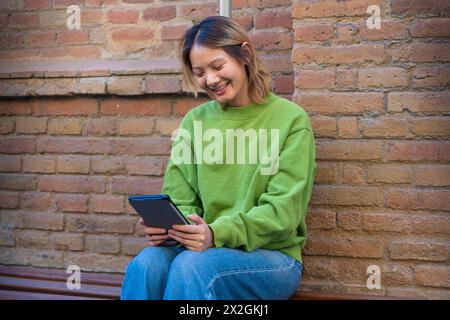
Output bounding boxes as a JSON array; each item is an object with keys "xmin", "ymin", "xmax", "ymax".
[{"xmin": 213, "ymin": 92, "xmax": 275, "ymax": 119}]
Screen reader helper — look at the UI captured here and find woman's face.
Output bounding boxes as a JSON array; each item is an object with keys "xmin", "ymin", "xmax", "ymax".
[{"xmin": 189, "ymin": 43, "xmax": 252, "ymax": 107}]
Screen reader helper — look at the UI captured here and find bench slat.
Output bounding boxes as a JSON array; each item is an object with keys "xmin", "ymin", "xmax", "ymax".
[
  {"xmin": 0, "ymin": 275, "xmax": 121, "ymax": 299},
  {"xmin": 0, "ymin": 289, "xmax": 105, "ymax": 300},
  {"xmin": 0, "ymin": 265, "xmax": 123, "ymax": 287}
]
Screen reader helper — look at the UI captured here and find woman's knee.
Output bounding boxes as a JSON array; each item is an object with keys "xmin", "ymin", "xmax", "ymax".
[{"xmin": 126, "ymin": 246, "xmax": 177, "ymax": 275}]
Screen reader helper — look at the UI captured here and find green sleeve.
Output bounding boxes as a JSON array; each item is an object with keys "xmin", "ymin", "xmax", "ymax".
[
  {"xmin": 161, "ymin": 115, "xmax": 204, "ymax": 219},
  {"xmin": 209, "ymin": 128, "xmax": 316, "ymax": 251}
]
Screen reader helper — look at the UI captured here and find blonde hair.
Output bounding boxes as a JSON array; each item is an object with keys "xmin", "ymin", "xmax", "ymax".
[{"xmin": 180, "ymin": 16, "xmax": 271, "ymax": 105}]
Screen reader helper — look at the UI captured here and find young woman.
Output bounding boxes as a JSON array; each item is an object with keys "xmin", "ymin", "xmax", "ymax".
[{"xmin": 121, "ymin": 16, "xmax": 317, "ymax": 300}]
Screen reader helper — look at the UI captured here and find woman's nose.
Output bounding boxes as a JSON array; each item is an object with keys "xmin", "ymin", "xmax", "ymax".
[{"xmin": 206, "ymin": 73, "xmax": 220, "ymax": 87}]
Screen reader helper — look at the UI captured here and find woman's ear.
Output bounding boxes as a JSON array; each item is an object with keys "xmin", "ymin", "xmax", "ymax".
[{"xmin": 241, "ymin": 42, "xmax": 252, "ymax": 64}]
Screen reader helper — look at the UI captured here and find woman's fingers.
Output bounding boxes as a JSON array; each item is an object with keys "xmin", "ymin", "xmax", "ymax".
[
  {"xmin": 146, "ymin": 234, "xmax": 170, "ymax": 241},
  {"xmin": 144, "ymin": 227, "xmax": 167, "ymax": 235},
  {"xmin": 168, "ymin": 233, "xmax": 200, "ymax": 248},
  {"xmin": 168, "ymin": 229, "xmax": 204, "ymax": 241},
  {"xmin": 147, "ymin": 239, "xmax": 166, "ymax": 247}
]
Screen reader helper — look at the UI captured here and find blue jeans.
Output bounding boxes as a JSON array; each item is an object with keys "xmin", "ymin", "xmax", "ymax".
[{"xmin": 121, "ymin": 246, "xmax": 302, "ymax": 300}]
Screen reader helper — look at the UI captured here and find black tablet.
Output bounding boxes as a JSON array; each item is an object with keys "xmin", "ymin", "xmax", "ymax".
[{"xmin": 128, "ymin": 194, "xmax": 190, "ymax": 229}]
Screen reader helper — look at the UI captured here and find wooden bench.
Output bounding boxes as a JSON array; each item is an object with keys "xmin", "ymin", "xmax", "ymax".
[{"xmin": 0, "ymin": 265, "xmax": 401, "ymax": 300}]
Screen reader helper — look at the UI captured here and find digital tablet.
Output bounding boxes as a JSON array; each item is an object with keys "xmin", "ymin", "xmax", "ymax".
[{"xmin": 128, "ymin": 194, "xmax": 190, "ymax": 230}]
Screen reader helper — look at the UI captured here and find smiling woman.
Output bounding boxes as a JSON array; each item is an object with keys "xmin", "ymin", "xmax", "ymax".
[
  {"xmin": 121, "ymin": 16, "xmax": 317, "ymax": 301},
  {"xmin": 179, "ymin": 16, "xmax": 272, "ymax": 108}
]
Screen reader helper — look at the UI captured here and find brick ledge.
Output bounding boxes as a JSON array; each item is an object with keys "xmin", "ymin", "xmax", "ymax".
[{"xmin": 0, "ymin": 58, "xmax": 188, "ymax": 97}]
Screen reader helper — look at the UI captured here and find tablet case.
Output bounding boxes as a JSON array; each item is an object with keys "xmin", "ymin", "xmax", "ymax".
[{"xmin": 128, "ymin": 194, "xmax": 190, "ymax": 229}]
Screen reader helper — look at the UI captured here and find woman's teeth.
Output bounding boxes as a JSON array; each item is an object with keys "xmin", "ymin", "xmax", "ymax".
[{"xmin": 211, "ymin": 82, "xmax": 229, "ymax": 91}]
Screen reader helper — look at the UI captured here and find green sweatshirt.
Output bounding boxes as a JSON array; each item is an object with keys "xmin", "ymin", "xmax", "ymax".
[{"xmin": 161, "ymin": 92, "xmax": 316, "ymax": 262}]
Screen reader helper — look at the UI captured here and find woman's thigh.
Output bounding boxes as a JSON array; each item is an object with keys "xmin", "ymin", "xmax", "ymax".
[{"xmin": 166, "ymin": 247, "xmax": 302, "ymax": 300}]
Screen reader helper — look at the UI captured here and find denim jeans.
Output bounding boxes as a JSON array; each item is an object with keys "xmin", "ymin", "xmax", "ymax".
[{"xmin": 120, "ymin": 246, "xmax": 302, "ymax": 300}]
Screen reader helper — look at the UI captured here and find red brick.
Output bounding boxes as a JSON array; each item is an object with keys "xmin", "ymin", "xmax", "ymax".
[
  {"xmin": 337, "ymin": 211, "xmax": 361, "ymax": 231},
  {"xmin": 107, "ymin": 10, "xmax": 139, "ymax": 24},
  {"xmin": 41, "ymin": 46, "xmax": 102, "ymax": 59},
  {"xmin": 16, "ymin": 230, "xmax": 49, "ymax": 248},
  {"xmin": 23, "ymin": 156, "xmax": 55, "ymax": 173},
  {"xmin": 37, "ymin": 137, "xmax": 108, "ymax": 154},
  {"xmin": 260, "ymin": 54, "xmax": 293, "ymax": 73},
  {"xmin": 250, "ymin": 32, "xmax": 292, "ymax": 51},
  {"xmin": 304, "ymin": 233, "xmax": 384, "ymax": 258},
  {"xmin": 341, "ymin": 163, "xmax": 365, "ymax": 185},
  {"xmin": 415, "ymin": 165, "xmax": 450, "ymax": 187},
  {"xmin": 419, "ymin": 190, "xmax": 450, "ymax": 211},
  {"xmin": 410, "ymin": 18, "xmax": 450, "ymax": 38},
  {"xmin": 391, "ymin": 0, "xmax": 450, "ymax": 16},
  {"xmin": 314, "ymin": 161, "xmax": 338, "ymax": 184},
  {"xmin": 306, "ymin": 208, "xmax": 336, "ymax": 230},
  {"xmin": 359, "ymin": 19, "xmax": 407, "ymax": 40},
  {"xmin": 390, "ymin": 43, "xmax": 450, "ymax": 63},
  {"xmin": 359, "ymin": 117, "xmax": 409, "ymax": 138},
  {"xmin": 413, "ymin": 66, "xmax": 450, "ymax": 88},
  {"xmin": 0, "ymin": 100, "xmax": 33, "ymax": 115},
  {"xmin": 108, "ymin": 137, "xmax": 171, "ymax": 156},
  {"xmin": 415, "ymin": 265, "xmax": 450, "ymax": 289},
  {"xmin": 34, "ymin": 98, "xmax": 98, "ymax": 116},
  {"xmin": 0, "ymin": 118, "xmax": 14, "ymax": 134},
  {"xmin": 358, "ymin": 67, "xmax": 408, "ymax": 88},
  {"xmin": 388, "ymin": 92, "xmax": 450, "ymax": 113},
  {"xmin": 161, "ymin": 24, "xmax": 190, "ymax": 40},
  {"xmin": 336, "ymin": 23, "xmax": 358, "ymax": 43},
  {"xmin": 56, "ymin": 31, "xmax": 89, "ymax": 45},
  {"xmin": 39, "ymin": 175, "xmax": 105, "ymax": 193},
  {"xmin": 255, "ymin": 10, "xmax": 291, "ymax": 29},
  {"xmin": 20, "ymin": 212, "xmax": 64, "ymax": 231},
  {"xmin": 385, "ymin": 189, "xmax": 420, "ymax": 209},
  {"xmin": 143, "ymin": 6, "xmax": 176, "ymax": 21},
  {"xmin": 91, "ymin": 156, "xmax": 125, "ymax": 174},
  {"xmin": 386, "ymin": 141, "xmax": 439, "ymax": 161},
  {"xmin": 56, "ymin": 155, "xmax": 90, "ymax": 174},
  {"xmin": 85, "ymin": 235, "xmax": 120, "ymax": 254},
  {"xmin": 389, "ymin": 240, "xmax": 448, "ymax": 262},
  {"xmin": 23, "ymin": 0, "xmax": 52, "ymax": 10},
  {"xmin": 337, "ymin": 117, "xmax": 359, "ymax": 138},
  {"xmin": 293, "ymin": 0, "xmax": 383, "ymax": 18},
  {"xmin": 154, "ymin": 119, "xmax": 181, "ymax": 137},
  {"xmin": 50, "ymin": 233, "xmax": 83, "ymax": 251},
  {"xmin": 367, "ymin": 164, "xmax": 412, "ymax": 184},
  {"xmin": 55, "ymin": 194, "xmax": 88, "ymax": 213},
  {"xmin": 65, "ymin": 214, "xmax": 135, "ymax": 234},
  {"xmin": 310, "ymin": 116, "xmax": 337, "ymax": 138},
  {"xmin": 336, "ymin": 69, "xmax": 357, "ymax": 88},
  {"xmin": 21, "ymin": 192, "xmax": 54, "ymax": 211},
  {"xmin": 311, "ymin": 185, "xmax": 381, "ymax": 206},
  {"xmin": 174, "ymin": 97, "xmax": 207, "ymax": 116},
  {"xmin": 0, "ymin": 156, "xmax": 21, "ymax": 173},
  {"xmin": 90, "ymin": 194, "xmax": 124, "ymax": 214},
  {"xmin": 316, "ymin": 140, "xmax": 384, "ymax": 160},
  {"xmin": 9, "ymin": 13, "xmax": 39, "ymax": 27},
  {"xmin": 0, "ymin": 174, "xmax": 36, "ymax": 191},
  {"xmin": 144, "ymin": 75, "xmax": 182, "ymax": 94},
  {"xmin": 411, "ymin": 118, "xmax": 450, "ymax": 137},
  {"xmin": 100, "ymin": 98, "xmax": 171, "ymax": 116},
  {"xmin": 295, "ymin": 92, "xmax": 384, "ymax": 115},
  {"xmin": 0, "ymin": 138, "xmax": 36, "ymax": 154},
  {"xmin": 292, "ymin": 44, "xmax": 386, "ymax": 65},
  {"xmin": 127, "ymin": 157, "xmax": 165, "ymax": 176},
  {"xmin": 272, "ymin": 74, "xmax": 294, "ymax": 94},
  {"xmin": 15, "ymin": 117, "xmax": 47, "ymax": 134},
  {"xmin": 362, "ymin": 213, "xmax": 412, "ymax": 232},
  {"xmin": 83, "ymin": 119, "xmax": 117, "ymax": 136},
  {"xmin": 111, "ymin": 28, "xmax": 154, "ymax": 41},
  {"xmin": 179, "ymin": 3, "xmax": 218, "ymax": 21},
  {"xmin": 294, "ymin": 21, "xmax": 334, "ymax": 42},
  {"xmin": 295, "ymin": 68, "xmax": 335, "ymax": 89},
  {"xmin": 23, "ymin": 31, "xmax": 56, "ymax": 47},
  {"xmin": 412, "ymin": 216, "xmax": 450, "ymax": 235},
  {"xmin": 0, "ymin": 191, "xmax": 19, "ymax": 209},
  {"xmin": 111, "ymin": 176, "xmax": 163, "ymax": 195},
  {"xmin": 48, "ymin": 118, "xmax": 82, "ymax": 135}
]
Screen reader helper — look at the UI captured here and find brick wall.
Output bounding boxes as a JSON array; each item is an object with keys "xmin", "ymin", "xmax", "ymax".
[
  {"xmin": 0, "ymin": 0, "xmax": 449, "ymax": 299},
  {"xmin": 292, "ymin": 0, "xmax": 450, "ymax": 299}
]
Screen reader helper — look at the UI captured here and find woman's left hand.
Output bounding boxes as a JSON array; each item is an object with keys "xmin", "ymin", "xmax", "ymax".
[{"xmin": 168, "ymin": 214, "xmax": 214, "ymax": 251}]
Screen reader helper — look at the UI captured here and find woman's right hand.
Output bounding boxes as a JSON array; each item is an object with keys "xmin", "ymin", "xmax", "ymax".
[{"xmin": 138, "ymin": 217, "xmax": 170, "ymax": 246}]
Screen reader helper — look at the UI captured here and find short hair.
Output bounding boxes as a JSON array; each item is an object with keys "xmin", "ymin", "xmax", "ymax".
[{"xmin": 180, "ymin": 16, "xmax": 271, "ymax": 105}]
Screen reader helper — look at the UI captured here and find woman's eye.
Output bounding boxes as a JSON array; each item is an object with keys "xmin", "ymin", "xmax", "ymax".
[
  {"xmin": 195, "ymin": 73, "xmax": 204, "ymax": 77},
  {"xmin": 215, "ymin": 65, "xmax": 224, "ymax": 70}
]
